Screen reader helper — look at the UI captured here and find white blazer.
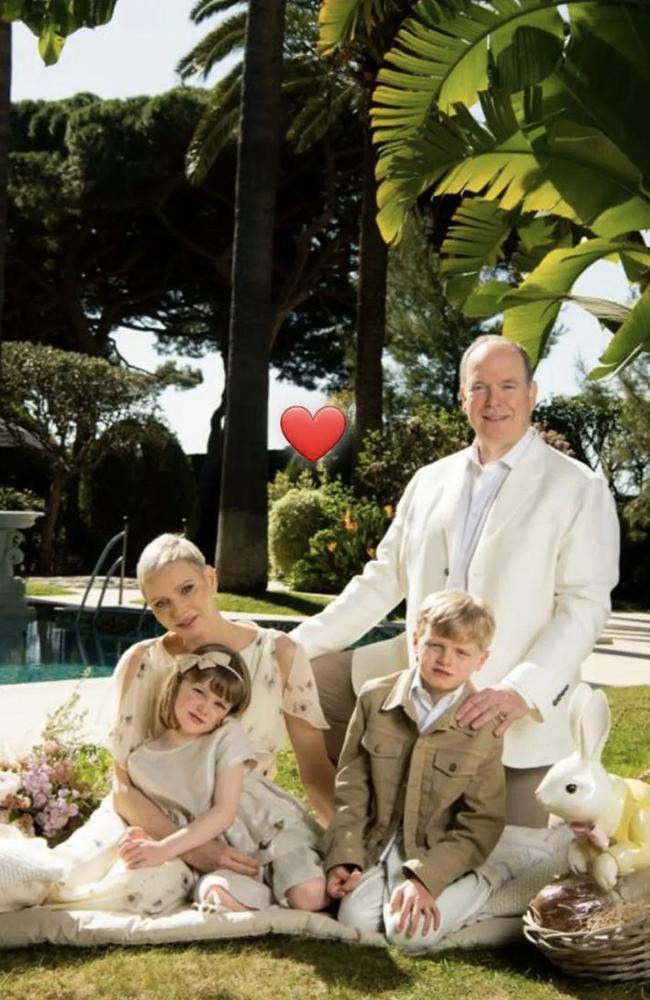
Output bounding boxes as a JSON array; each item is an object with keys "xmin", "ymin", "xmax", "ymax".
[{"xmin": 292, "ymin": 434, "xmax": 620, "ymax": 768}]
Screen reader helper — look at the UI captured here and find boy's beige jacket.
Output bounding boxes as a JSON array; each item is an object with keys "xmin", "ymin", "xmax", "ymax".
[{"xmin": 325, "ymin": 671, "xmax": 506, "ymax": 899}]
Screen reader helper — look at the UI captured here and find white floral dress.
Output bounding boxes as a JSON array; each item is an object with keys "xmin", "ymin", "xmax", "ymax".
[
  {"xmin": 7, "ymin": 718, "xmax": 321, "ymax": 916},
  {"xmin": 110, "ymin": 626, "xmax": 328, "ymax": 779}
]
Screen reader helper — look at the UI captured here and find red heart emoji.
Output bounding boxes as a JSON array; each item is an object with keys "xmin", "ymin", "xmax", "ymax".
[{"xmin": 280, "ymin": 405, "xmax": 346, "ymax": 462}]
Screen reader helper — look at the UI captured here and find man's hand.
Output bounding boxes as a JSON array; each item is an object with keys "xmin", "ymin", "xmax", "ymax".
[
  {"xmin": 326, "ymin": 865, "xmax": 362, "ymax": 899},
  {"xmin": 455, "ymin": 686, "xmax": 528, "ymax": 736},
  {"xmin": 390, "ymin": 877, "xmax": 440, "ymax": 937},
  {"xmin": 120, "ymin": 837, "xmax": 169, "ymax": 869}
]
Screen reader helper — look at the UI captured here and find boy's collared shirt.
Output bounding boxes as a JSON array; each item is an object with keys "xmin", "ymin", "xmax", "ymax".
[
  {"xmin": 407, "ymin": 669, "xmax": 467, "ymax": 735},
  {"xmin": 325, "ymin": 670, "xmax": 506, "ymax": 899}
]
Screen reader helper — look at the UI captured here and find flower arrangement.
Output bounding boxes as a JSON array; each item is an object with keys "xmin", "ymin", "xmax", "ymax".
[{"xmin": 0, "ymin": 690, "xmax": 112, "ymax": 844}]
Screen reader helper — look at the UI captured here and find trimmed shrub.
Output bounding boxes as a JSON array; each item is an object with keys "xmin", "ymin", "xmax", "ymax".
[
  {"xmin": 269, "ymin": 487, "xmax": 328, "ymax": 582},
  {"xmin": 79, "ymin": 418, "xmax": 197, "ymax": 572},
  {"xmin": 268, "ymin": 467, "xmax": 317, "ymax": 506}
]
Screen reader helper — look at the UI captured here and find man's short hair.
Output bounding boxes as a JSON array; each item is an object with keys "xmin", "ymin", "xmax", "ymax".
[
  {"xmin": 137, "ymin": 533, "xmax": 206, "ymax": 592},
  {"xmin": 416, "ymin": 590, "xmax": 496, "ymax": 650},
  {"xmin": 459, "ymin": 334, "xmax": 534, "ymax": 386}
]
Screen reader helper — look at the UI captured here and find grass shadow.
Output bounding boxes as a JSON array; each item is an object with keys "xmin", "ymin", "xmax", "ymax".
[
  {"xmin": 238, "ymin": 935, "xmax": 412, "ymax": 993},
  {"xmin": 0, "ymin": 936, "xmax": 643, "ymax": 999}
]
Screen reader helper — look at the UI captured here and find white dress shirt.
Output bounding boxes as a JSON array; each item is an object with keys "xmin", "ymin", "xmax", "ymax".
[
  {"xmin": 447, "ymin": 427, "xmax": 537, "ymax": 712},
  {"xmin": 447, "ymin": 427, "xmax": 536, "ymax": 592}
]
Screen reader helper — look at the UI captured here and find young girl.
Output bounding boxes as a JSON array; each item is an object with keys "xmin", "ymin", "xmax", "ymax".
[
  {"xmin": 118, "ymin": 644, "xmax": 329, "ymax": 913},
  {"xmin": 0, "ymin": 644, "xmax": 328, "ymax": 916}
]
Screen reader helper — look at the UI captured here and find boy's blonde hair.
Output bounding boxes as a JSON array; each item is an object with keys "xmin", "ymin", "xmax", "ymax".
[
  {"xmin": 415, "ymin": 590, "xmax": 495, "ymax": 650},
  {"xmin": 137, "ymin": 533, "xmax": 206, "ymax": 592},
  {"xmin": 158, "ymin": 643, "xmax": 251, "ymax": 731}
]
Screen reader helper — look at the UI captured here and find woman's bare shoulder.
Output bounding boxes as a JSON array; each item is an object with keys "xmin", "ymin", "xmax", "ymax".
[
  {"xmin": 114, "ymin": 636, "xmax": 164, "ymax": 694},
  {"xmin": 273, "ymin": 632, "xmax": 297, "ymax": 682},
  {"xmin": 274, "ymin": 632, "xmax": 296, "ymax": 658}
]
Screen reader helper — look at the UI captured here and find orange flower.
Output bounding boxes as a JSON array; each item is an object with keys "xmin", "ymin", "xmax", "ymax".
[
  {"xmin": 383, "ymin": 504, "xmax": 395, "ymax": 518},
  {"xmin": 341, "ymin": 509, "xmax": 358, "ymax": 533},
  {"xmin": 366, "ymin": 547, "xmax": 376, "ymax": 558},
  {"xmin": 327, "ymin": 541, "xmax": 337, "ymax": 552}
]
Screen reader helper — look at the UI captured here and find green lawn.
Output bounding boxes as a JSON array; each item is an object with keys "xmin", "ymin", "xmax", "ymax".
[
  {"xmin": 216, "ymin": 590, "xmax": 334, "ymax": 617},
  {"xmin": 0, "ymin": 686, "xmax": 648, "ymax": 999},
  {"xmin": 0, "ymin": 938, "xmax": 636, "ymax": 1000},
  {"xmin": 601, "ymin": 685, "xmax": 650, "ymax": 777},
  {"xmin": 25, "ymin": 581, "xmax": 76, "ymax": 597},
  {"xmin": 129, "ymin": 590, "xmax": 335, "ymax": 618}
]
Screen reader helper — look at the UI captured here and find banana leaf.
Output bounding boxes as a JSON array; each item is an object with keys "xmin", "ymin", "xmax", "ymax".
[{"xmin": 500, "ymin": 239, "xmax": 650, "ymax": 364}]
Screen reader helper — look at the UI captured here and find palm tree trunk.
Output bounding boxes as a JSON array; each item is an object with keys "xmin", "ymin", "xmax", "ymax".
[
  {"xmin": 354, "ymin": 103, "xmax": 387, "ymax": 458},
  {"xmin": 0, "ymin": 21, "xmax": 11, "ymax": 367},
  {"xmin": 195, "ymin": 390, "xmax": 226, "ymax": 562},
  {"xmin": 216, "ymin": 0, "xmax": 287, "ymax": 590}
]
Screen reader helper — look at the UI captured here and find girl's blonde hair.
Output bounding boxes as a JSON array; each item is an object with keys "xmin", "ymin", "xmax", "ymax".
[
  {"xmin": 137, "ymin": 533, "xmax": 207, "ymax": 592},
  {"xmin": 158, "ymin": 643, "xmax": 252, "ymax": 731}
]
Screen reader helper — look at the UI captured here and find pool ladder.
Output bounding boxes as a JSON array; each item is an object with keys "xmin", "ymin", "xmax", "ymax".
[{"xmin": 76, "ymin": 519, "xmax": 128, "ymax": 625}]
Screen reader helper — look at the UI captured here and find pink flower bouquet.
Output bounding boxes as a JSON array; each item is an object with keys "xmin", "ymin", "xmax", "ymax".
[{"xmin": 0, "ymin": 739, "xmax": 110, "ymax": 844}]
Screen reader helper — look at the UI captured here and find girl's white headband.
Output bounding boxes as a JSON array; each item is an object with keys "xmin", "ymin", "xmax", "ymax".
[{"xmin": 176, "ymin": 651, "xmax": 242, "ymax": 682}]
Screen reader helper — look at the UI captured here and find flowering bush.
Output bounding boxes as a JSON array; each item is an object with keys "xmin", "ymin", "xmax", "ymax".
[
  {"xmin": 289, "ymin": 481, "xmax": 394, "ymax": 593},
  {"xmin": 0, "ymin": 692, "xmax": 112, "ymax": 843}
]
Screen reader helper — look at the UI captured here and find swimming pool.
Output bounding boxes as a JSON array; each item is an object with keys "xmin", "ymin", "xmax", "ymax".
[
  {"xmin": 0, "ymin": 604, "xmax": 403, "ymax": 685},
  {"xmin": 0, "ymin": 605, "xmax": 159, "ymax": 684}
]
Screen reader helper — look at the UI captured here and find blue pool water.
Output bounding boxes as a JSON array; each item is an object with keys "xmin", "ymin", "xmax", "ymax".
[
  {"xmin": 0, "ymin": 606, "xmax": 162, "ymax": 685},
  {"xmin": 0, "ymin": 605, "xmax": 403, "ymax": 685}
]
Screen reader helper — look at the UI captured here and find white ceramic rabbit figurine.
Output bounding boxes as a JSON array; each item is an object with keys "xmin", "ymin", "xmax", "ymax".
[{"xmin": 535, "ymin": 683, "xmax": 650, "ymax": 891}]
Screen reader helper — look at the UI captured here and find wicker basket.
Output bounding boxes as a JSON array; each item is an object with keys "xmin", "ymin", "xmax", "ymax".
[{"xmin": 524, "ymin": 872, "xmax": 650, "ymax": 983}]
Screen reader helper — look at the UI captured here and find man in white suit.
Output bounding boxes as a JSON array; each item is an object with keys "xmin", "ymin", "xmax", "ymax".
[{"xmin": 291, "ymin": 335, "xmax": 620, "ymax": 825}]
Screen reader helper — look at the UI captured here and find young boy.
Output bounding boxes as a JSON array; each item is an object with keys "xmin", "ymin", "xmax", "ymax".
[{"xmin": 325, "ymin": 590, "xmax": 506, "ymax": 952}]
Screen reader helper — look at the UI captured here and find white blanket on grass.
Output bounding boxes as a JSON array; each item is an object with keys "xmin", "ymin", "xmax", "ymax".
[
  {"xmin": 0, "ymin": 900, "xmax": 529, "ymax": 951},
  {"xmin": 0, "ymin": 822, "xmax": 569, "ymax": 951}
]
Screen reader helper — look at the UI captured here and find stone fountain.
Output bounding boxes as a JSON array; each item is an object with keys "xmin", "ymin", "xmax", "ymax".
[
  {"xmin": 0, "ymin": 510, "xmax": 43, "ymax": 612},
  {"xmin": 0, "ymin": 511, "xmax": 43, "ymax": 665}
]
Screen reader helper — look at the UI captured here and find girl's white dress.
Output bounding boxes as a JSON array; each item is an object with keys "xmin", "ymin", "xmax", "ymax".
[{"xmin": 0, "ymin": 626, "xmax": 327, "ymax": 915}]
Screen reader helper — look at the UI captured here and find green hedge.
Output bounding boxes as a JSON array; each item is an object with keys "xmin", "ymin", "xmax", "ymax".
[{"xmin": 79, "ymin": 417, "xmax": 197, "ymax": 571}]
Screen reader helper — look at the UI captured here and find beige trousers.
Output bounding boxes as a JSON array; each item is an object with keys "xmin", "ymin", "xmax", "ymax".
[{"xmin": 312, "ymin": 650, "xmax": 550, "ymax": 828}]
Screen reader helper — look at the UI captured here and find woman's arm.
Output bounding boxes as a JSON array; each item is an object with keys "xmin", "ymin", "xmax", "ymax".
[
  {"xmin": 275, "ymin": 634, "xmax": 336, "ymax": 826},
  {"xmin": 119, "ymin": 764, "xmax": 245, "ymax": 869},
  {"xmin": 283, "ymin": 714, "xmax": 335, "ymax": 826}
]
